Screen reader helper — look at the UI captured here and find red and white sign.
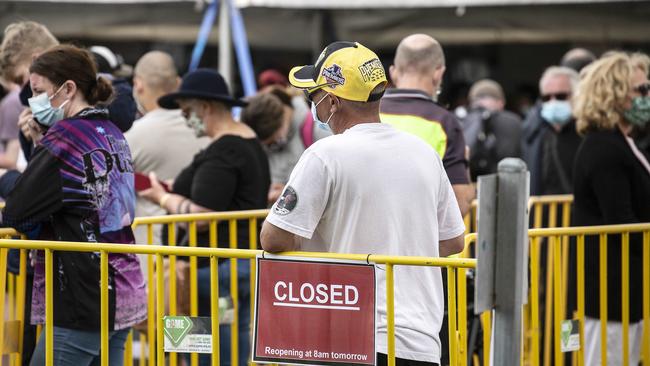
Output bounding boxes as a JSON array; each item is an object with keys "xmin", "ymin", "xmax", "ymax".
[{"xmin": 253, "ymin": 257, "xmax": 376, "ymax": 365}]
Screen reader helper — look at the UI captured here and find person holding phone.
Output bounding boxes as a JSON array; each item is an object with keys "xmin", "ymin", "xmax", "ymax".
[
  {"xmin": 139, "ymin": 68, "xmax": 269, "ymax": 366},
  {"xmin": 1, "ymin": 44, "xmax": 146, "ymax": 366}
]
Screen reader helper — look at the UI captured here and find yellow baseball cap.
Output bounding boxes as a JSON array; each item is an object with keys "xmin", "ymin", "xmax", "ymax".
[{"xmin": 288, "ymin": 41, "xmax": 387, "ymax": 102}]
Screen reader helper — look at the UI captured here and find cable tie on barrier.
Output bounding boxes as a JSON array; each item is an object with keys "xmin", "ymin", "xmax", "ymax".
[
  {"xmin": 262, "ymin": 251, "xmax": 266, "ymax": 259},
  {"xmin": 366, "ymin": 253, "xmax": 371, "ymax": 265}
]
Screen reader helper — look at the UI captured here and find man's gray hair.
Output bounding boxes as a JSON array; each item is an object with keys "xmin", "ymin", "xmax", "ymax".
[{"xmin": 539, "ymin": 66, "xmax": 579, "ymax": 93}]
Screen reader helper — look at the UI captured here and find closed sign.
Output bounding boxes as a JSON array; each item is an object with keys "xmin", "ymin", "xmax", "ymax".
[{"xmin": 253, "ymin": 257, "xmax": 376, "ymax": 365}]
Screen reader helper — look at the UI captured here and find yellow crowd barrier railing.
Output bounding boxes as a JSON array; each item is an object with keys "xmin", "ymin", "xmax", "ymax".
[
  {"xmin": 0, "ymin": 237, "xmax": 476, "ymax": 366},
  {"xmin": 132, "ymin": 209, "xmax": 269, "ymax": 366},
  {"xmin": 465, "ymin": 222, "xmax": 650, "ymax": 366},
  {"xmin": 0, "ymin": 209, "xmax": 475, "ymax": 366},
  {"xmin": 0, "ymin": 228, "xmax": 27, "ymax": 366},
  {"xmin": 527, "ymin": 223, "xmax": 650, "ymax": 366},
  {"xmin": 527, "ymin": 194, "xmax": 574, "ymax": 366},
  {"xmin": 463, "ymin": 195, "xmax": 574, "ymax": 366}
]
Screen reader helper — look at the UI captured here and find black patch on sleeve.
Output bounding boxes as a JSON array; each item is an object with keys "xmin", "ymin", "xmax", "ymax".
[{"xmin": 273, "ymin": 186, "xmax": 298, "ymax": 216}]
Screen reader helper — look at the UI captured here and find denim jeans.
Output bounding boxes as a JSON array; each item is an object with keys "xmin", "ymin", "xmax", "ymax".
[
  {"xmin": 30, "ymin": 326, "xmax": 131, "ymax": 366},
  {"xmin": 195, "ymin": 259, "xmax": 250, "ymax": 366}
]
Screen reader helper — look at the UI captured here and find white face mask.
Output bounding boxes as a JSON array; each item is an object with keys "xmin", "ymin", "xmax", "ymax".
[
  {"xmin": 311, "ymin": 93, "xmax": 334, "ymax": 132},
  {"xmin": 185, "ymin": 111, "xmax": 206, "ymax": 137}
]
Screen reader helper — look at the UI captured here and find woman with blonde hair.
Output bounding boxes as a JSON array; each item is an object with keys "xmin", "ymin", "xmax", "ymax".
[{"xmin": 572, "ymin": 51, "xmax": 650, "ymax": 365}]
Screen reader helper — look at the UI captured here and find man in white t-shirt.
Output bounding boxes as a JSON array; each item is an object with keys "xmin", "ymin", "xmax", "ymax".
[{"xmin": 260, "ymin": 41, "xmax": 466, "ymax": 366}]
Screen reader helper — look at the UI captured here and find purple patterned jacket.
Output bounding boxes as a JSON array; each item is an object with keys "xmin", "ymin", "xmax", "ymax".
[{"xmin": 2, "ymin": 108, "xmax": 146, "ymax": 330}]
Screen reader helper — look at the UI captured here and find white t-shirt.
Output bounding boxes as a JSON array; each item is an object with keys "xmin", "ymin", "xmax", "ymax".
[{"xmin": 266, "ymin": 123, "xmax": 465, "ymax": 363}]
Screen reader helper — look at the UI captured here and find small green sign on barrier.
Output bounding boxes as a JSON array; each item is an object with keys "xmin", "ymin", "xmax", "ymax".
[{"xmin": 561, "ymin": 319, "xmax": 580, "ymax": 353}]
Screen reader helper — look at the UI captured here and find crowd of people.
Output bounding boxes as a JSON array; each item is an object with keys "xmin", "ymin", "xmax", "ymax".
[{"xmin": 0, "ymin": 19, "xmax": 648, "ymax": 366}]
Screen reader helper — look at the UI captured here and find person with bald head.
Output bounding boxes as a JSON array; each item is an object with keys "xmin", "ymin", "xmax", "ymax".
[
  {"xmin": 560, "ymin": 47, "xmax": 596, "ymax": 72},
  {"xmin": 125, "ymin": 51, "xmax": 210, "ymax": 246},
  {"xmin": 381, "ymin": 34, "xmax": 474, "ymax": 216}
]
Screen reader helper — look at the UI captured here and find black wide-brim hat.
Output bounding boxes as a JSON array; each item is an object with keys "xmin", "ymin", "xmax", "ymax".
[{"xmin": 159, "ymin": 68, "xmax": 247, "ymax": 109}]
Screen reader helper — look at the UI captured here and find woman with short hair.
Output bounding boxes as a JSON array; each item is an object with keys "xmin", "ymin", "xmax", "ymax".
[
  {"xmin": 0, "ymin": 44, "xmax": 147, "ymax": 366},
  {"xmin": 572, "ymin": 51, "xmax": 650, "ymax": 366}
]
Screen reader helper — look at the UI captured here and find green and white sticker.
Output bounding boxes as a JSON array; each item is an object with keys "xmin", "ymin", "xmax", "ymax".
[
  {"xmin": 164, "ymin": 316, "xmax": 194, "ymax": 347},
  {"xmin": 163, "ymin": 297, "xmax": 235, "ymax": 354},
  {"xmin": 560, "ymin": 319, "xmax": 580, "ymax": 352}
]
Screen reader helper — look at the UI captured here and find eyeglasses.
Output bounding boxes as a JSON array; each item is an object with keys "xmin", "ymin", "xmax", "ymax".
[
  {"xmin": 303, "ymin": 89, "xmax": 316, "ymax": 103},
  {"xmin": 634, "ymin": 83, "xmax": 650, "ymax": 97},
  {"xmin": 303, "ymin": 81, "xmax": 340, "ymax": 102},
  {"xmin": 541, "ymin": 93, "xmax": 569, "ymax": 102}
]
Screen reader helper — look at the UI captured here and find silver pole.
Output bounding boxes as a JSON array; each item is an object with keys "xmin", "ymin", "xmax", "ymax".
[
  {"xmin": 492, "ymin": 158, "xmax": 529, "ymax": 366},
  {"xmin": 218, "ymin": 0, "xmax": 232, "ymax": 89}
]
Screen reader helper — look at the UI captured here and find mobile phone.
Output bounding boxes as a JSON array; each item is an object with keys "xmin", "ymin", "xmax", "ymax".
[{"xmin": 134, "ymin": 172, "xmax": 171, "ymax": 192}]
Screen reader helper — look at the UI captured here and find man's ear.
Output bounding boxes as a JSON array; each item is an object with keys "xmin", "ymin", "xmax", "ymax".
[
  {"xmin": 433, "ymin": 65, "xmax": 446, "ymax": 86},
  {"xmin": 389, "ymin": 65, "xmax": 399, "ymax": 85},
  {"xmin": 132, "ymin": 77, "xmax": 144, "ymax": 94},
  {"xmin": 329, "ymin": 94, "xmax": 341, "ymax": 114}
]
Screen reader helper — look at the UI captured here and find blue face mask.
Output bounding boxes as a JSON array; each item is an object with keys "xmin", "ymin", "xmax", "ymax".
[
  {"xmin": 541, "ymin": 100, "xmax": 572, "ymax": 127},
  {"xmin": 28, "ymin": 84, "xmax": 70, "ymax": 127},
  {"xmin": 311, "ymin": 93, "xmax": 334, "ymax": 132}
]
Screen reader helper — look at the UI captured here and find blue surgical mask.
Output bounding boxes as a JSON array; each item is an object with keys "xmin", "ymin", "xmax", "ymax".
[
  {"xmin": 311, "ymin": 93, "xmax": 333, "ymax": 132},
  {"xmin": 541, "ymin": 100, "xmax": 572, "ymax": 127},
  {"xmin": 28, "ymin": 84, "xmax": 70, "ymax": 127}
]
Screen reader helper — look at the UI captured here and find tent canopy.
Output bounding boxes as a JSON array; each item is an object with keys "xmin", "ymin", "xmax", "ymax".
[
  {"xmin": 3, "ymin": 0, "xmax": 630, "ymax": 6},
  {"xmin": 0, "ymin": 0, "xmax": 648, "ymax": 47}
]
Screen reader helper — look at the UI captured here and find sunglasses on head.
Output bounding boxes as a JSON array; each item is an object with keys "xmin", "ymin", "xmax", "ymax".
[
  {"xmin": 635, "ymin": 83, "xmax": 650, "ymax": 97},
  {"xmin": 541, "ymin": 93, "xmax": 569, "ymax": 102}
]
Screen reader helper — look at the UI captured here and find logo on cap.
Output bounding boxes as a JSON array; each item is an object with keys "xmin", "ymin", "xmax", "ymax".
[
  {"xmin": 322, "ymin": 64, "xmax": 346, "ymax": 88},
  {"xmin": 358, "ymin": 59, "xmax": 385, "ymax": 83}
]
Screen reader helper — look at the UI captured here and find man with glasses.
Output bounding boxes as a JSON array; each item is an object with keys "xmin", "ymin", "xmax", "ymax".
[
  {"xmin": 261, "ymin": 41, "xmax": 465, "ymax": 366},
  {"xmin": 522, "ymin": 66, "xmax": 582, "ymax": 195}
]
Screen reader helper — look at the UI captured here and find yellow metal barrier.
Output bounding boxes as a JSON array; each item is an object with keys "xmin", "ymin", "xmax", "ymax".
[
  {"xmin": 462, "ymin": 195, "xmax": 575, "ymax": 366},
  {"xmin": 527, "ymin": 223, "xmax": 650, "ymax": 366},
  {"xmin": 0, "ymin": 229, "xmax": 27, "ymax": 366},
  {"xmin": 132, "ymin": 210, "xmax": 269, "ymax": 366},
  {"xmin": 527, "ymin": 195, "xmax": 573, "ymax": 366},
  {"xmin": 0, "ymin": 237, "xmax": 476, "ymax": 366},
  {"xmin": 467, "ymin": 223, "xmax": 650, "ymax": 366}
]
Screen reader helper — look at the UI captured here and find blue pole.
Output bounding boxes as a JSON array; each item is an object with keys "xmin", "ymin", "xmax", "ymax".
[
  {"xmin": 188, "ymin": 0, "xmax": 219, "ymax": 72},
  {"xmin": 229, "ymin": 0, "xmax": 257, "ymax": 97}
]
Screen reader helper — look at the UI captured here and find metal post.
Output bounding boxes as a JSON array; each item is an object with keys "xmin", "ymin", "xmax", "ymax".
[
  {"xmin": 218, "ymin": 0, "xmax": 232, "ymax": 88},
  {"xmin": 493, "ymin": 158, "xmax": 529, "ymax": 365},
  {"xmin": 311, "ymin": 11, "xmax": 323, "ymax": 62},
  {"xmin": 475, "ymin": 158, "xmax": 529, "ymax": 366}
]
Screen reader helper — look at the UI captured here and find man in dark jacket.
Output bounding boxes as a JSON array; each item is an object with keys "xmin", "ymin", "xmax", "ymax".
[
  {"xmin": 522, "ymin": 66, "xmax": 582, "ymax": 195},
  {"xmin": 460, "ymin": 79, "xmax": 522, "ymax": 181}
]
